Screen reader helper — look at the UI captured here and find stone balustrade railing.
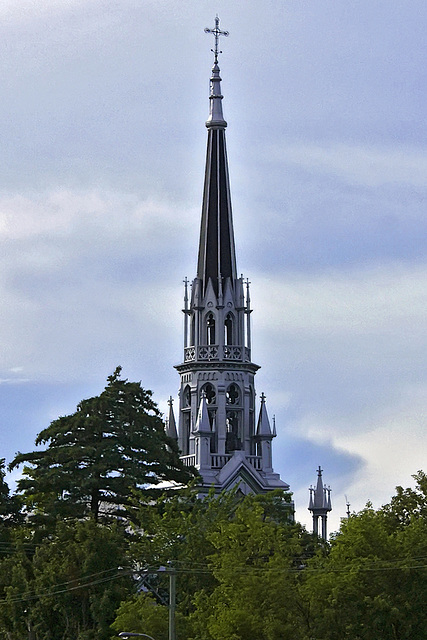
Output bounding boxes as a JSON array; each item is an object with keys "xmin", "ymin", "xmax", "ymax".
[{"xmin": 184, "ymin": 345, "xmax": 250, "ymax": 363}]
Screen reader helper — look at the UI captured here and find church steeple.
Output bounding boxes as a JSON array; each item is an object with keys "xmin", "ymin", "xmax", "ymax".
[
  {"xmin": 197, "ymin": 17, "xmax": 236, "ymax": 295},
  {"xmin": 173, "ymin": 18, "xmax": 290, "ymax": 500}
]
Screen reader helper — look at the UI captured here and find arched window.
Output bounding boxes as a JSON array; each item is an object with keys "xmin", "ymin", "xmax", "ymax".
[
  {"xmin": 201, "ymin": 383, "xmax": 217, "ymax": 441},
  {"xmin": 201, "ymin": 383, "xmax": 216, "ymax": 405},
  {"xmin": 183, "ymin": 385, "xmax": 191, "ymax": 408},
  {"xmin": 226, "ymin": 410, "xmax": 242, "ymax": 452},
  {"xmin": 206, "ymin": 313, "xmax": 216, "ymax": 345},
  {"xmin": 225, "ymin": 313, "xmax": 234, "ymax": 345},
  {"xmin": 226, "ymin": 383, "xmax": 240, "ymax": 405},
  {"xmin": 249, "ymin": 386, "xmax": 255, "ymax": 454},
  {"xmin": 182, "ymin": 412, "xmax": 190, "ymax": 455},
  {"xmin": 190, "ymin": 314, "xmax": 195, "ymax": 346}
]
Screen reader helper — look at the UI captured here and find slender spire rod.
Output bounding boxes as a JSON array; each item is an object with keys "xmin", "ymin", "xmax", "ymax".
[{"xmin": 204, "ymin": 15, "xmax": 229, "ymax": 63}]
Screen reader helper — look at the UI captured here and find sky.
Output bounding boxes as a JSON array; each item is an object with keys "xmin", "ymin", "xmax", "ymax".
[{"xmin": 0, "ymin": 0, "xmax": 426, "ymax": 533}]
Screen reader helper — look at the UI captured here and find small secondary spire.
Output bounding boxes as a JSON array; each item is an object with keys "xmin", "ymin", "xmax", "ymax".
[{"xmin": 308, "ymin": 466, "xmax": 332, "ymax": 540}]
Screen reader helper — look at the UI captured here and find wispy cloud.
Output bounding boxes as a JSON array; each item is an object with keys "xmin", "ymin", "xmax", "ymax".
[{"xmin": 272, "ymin": 143, "xmax": 427, "ymax": 188}]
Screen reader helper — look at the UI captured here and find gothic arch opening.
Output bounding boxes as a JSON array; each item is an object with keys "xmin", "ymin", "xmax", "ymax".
[
  {"xmin": 226, "ymin": 410, "xmax": 241, "ymax": 453},
  {"xmin": 201, "ymin": 382, "xmax": 217, "ymax": 453},
  {"xmin": 249, "ymin": 385, "xmax": 256, "ymax": 455},
  {"xmin": 181, "ymin": 385, "xmax": 192, "ymax": 456},
  {"xmin": 206, "ymin": 313, "xmax": 216, "ymax": 345},
  {"xmin": 190, "ymin": 314, "xmax": 195, "ymax": 346},
  {"xmin": 225, "ymin": 312, "xmax": 234, "ymax": 345},
  {"xmin": 201, "ymin": 382, "xmax": 216, "ymax": 405},
  {"xmin": 183, "ymin": 385, "xmax": 191, "ymax": 408},
  {"xmin": 226, "ymin": 383, "xmax": 240, "ymax": 405}
]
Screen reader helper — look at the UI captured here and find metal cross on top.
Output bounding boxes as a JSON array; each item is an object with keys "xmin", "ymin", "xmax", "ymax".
[{"xmin": 204, "ymin": 15, "xmax": 229, "ymax": 63}]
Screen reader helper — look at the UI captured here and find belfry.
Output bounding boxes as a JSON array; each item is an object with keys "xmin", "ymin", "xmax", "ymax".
[{"xmin": 168, "ymin": 18, "xmax": 290, "ymax": 497}]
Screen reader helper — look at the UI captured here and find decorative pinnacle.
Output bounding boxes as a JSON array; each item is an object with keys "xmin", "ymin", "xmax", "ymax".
[{"xmin": 204, "ymin": 15, "xmax": 229, "ymax": 63}]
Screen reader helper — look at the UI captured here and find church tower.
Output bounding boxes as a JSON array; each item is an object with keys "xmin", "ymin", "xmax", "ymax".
[
  {"xmin": 308, "ymin": 466, "xmax": 332, "ymax": 539},
  {"xmin": 172, "ymin": 18, "xmax": 289, "ymax": 497}
]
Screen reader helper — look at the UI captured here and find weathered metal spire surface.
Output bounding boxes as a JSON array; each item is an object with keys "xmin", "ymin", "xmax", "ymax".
[{"xmin": 197, "ymin": 16, "xmax": 236, "ymax": 294}]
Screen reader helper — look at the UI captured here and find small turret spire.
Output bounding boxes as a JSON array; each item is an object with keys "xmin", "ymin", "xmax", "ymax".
[
  {"xmin": 308, "ymin": 466, "xmax": 332, "ymax": 540},
  {"xmin": 166, "ymin": 396, "xmax": 178, "ymax": 441},
  {"xmin": 256, "ymin": 392, "xmax": 273, "ymax": 437}
]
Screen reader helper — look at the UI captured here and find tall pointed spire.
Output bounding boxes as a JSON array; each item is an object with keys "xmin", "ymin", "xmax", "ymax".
[
  {"xmin": 173, "ymin": 18, "xmax": 291, "ymax": 502},
  {"xmin": 197, "ymin": 17, "xmax": 236, "ymax": 295}
]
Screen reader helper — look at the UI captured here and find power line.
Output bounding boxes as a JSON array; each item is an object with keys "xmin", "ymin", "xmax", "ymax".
[{"xmin": 2, "ymin": 555, "xmax": 427, "ymax": 605}]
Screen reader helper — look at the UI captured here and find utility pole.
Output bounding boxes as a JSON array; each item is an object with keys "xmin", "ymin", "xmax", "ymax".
[
  {"xmin": 168, "ymin": 563, "xmax": 176, "ymax": 640},
  {"xmin": 136, "ymin": 565, "xmax": 176, "ymax": 640}
]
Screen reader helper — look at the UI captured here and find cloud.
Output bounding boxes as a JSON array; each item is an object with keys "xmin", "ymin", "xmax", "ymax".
[
  {"xmin": 0, "ymin": 188, "xmax": 196, "ymax": 383},
  {"xmin": 1, "ymin": 0, "xmax": 426, "ymax": 535},
  {"xmin": 249, "ymin": 262, "xmax": 427, "ymax": 530},
  {"xmin": 274, "ymin": 143, "xmax": 427, "ymax": 189},
  {"xmin": 302, "ymin": 381, "xmax": 427, "ymax": 523},
  {"xmin": 254, "ymin": 262, "xmax": 427, "ymax": 390}
]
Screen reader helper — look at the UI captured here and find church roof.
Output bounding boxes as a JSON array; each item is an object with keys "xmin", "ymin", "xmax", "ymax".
[{"xmin": 197, "ymin": 19, "xmax": 237, "ymax": 295}]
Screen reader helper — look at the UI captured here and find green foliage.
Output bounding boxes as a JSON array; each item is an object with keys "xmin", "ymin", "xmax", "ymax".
[
  {"xmin": 121, "ymin": 489, "xmax": 309, "ymax": 640},
  {"xmin": 0, "ymin": 458, "xmax": 22, "ymax": 528},
  {"xmin": 10, "ymin": 367, "xmax": 196, "ymax": 525},
  {"xmin": 0, "ymin": 520, "xmax": 133, "ymax": 640},
  {"xmin": 382, "ymin": 470, "xmax": 427, "ymax": 527},
  {"xmin": 131, "ymin": 487, "xmax": 242, "ymax": 615},
  {"xmin": 0, "ymin": 531, "xmax": 35, "ymax": 640},
  {"xmin": 188, "ymin": 495, "xmax": 313, "ymax": 640},
  {"xmin": 303, "ymin": 472, "xmax": 427, "ymax": 640},
  {"xmin": 111, "ymin": 593, "xmax": 169, "ymax": 640},
  {"xmin": 4, "ymin": 377, "xmax": 427, "ymax": 640}
]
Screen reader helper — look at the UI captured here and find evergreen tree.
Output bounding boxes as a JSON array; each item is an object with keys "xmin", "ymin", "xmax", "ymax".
[
  {"xmin": 0, "ymin": 458, "xmax": 22, "ymax": 528},
  {"xmin": 10, "ymin": 368, "xmax": 196, "ymax": 525}
]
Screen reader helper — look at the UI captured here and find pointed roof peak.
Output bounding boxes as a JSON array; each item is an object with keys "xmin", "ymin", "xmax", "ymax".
[
  {"xmin": 256, "ymin": 393, "xmax": 274, "ymax": 438},
  {"xmin": 194, "ymin": 392, "xmax": 211, "ymax": 434},
  {"xmin": 308, "ymin": 466, "xmax": 332, "ymax": 514},
  {"xmin": 166, "ymin": 395, "xmax": 178, "ymax": 440}
]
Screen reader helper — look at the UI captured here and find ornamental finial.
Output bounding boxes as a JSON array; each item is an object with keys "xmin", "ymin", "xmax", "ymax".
[{"xmin": 204, "ymin": 15, "xmax": 229, "ymax": 64}]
